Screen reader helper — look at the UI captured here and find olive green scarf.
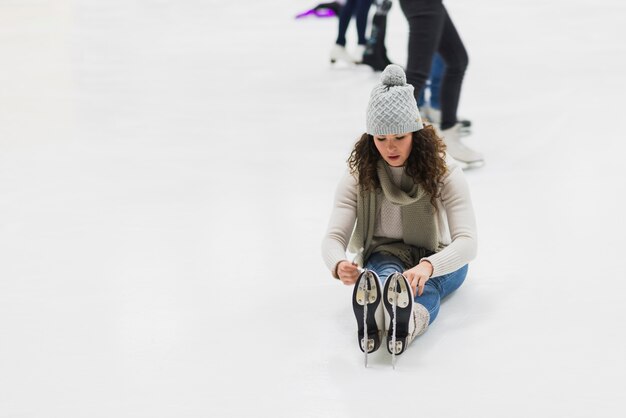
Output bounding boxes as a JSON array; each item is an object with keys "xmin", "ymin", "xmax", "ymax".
[{"xmin": 348, "ymin": 160, "xmax": 439, "ymax": 268}]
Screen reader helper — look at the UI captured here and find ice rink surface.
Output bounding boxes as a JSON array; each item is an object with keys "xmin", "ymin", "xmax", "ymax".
[{"xmin": 1, "ymin": 0, "xmax": 626, "ymax": 416}]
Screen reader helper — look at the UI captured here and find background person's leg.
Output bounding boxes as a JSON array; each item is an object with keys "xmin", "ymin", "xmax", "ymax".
[
  {"xmin": 428, "ymin": 53, "xmax": 445, "ymax": 110},
  {"xmin": 437, "ymin": 6, "xmax": 469, "ymax": 130},
  {"xmin": 336, "ymin": 0, "xmax": 356, "ymax": 46},
  {"xmin": 354, "ymin": 0, "xmax": 373, "ymax": 45},
  {"xmin": 399, "ymin": 0, "xmax": 446, "ymax": 102}
]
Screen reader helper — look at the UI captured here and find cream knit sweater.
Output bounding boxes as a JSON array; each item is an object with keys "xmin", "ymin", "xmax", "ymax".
[{"xmin": 322, "ymin": 160, "xmax": 477, "ymax": 278}]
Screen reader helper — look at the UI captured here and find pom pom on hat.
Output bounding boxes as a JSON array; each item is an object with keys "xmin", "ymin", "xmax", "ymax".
[{"xmin": 380, "ymin": 64, "xmax": 406, "ymax": 87}]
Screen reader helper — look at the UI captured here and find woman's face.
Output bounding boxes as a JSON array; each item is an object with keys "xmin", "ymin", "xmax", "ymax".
[{"xmin": 373, "ymin": 132, "xmax": 413, "ymax": 167}]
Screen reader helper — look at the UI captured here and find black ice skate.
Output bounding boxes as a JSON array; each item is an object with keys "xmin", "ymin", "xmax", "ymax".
[
  {"xmin": 361, "ymin": 0, "xmax": 394, "ymax": 71},
  {"xmin": 352, "ymin": 269, "xmax": 385, "ymax": 367},
  {"xmin": 383, "ymin": 272, "xmax": 430, "ymax": 369}
]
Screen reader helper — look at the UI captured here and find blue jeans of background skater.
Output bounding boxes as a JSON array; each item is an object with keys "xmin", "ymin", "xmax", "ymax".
[
  {"xmin": 364, "ymin": 251, "xmax": 468, "ymax": 324},
  {"xmin": 417, "ymin": 53, "xmax": 445, "ymax": 110}
]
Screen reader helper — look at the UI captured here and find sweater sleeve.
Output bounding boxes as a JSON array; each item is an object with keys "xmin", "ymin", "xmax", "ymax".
[
  {"xmin": 321, "ymin": 171, "xmax": 358, "ymax": 276},
  {"xmin": 422, "ymin": 164, "xmax": 478, "ymax": 277}
]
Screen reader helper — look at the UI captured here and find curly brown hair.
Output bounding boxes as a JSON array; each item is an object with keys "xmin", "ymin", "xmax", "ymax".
[{"xmin": 347, "ymin": 125, "xmax": 448, "ymax": 209}]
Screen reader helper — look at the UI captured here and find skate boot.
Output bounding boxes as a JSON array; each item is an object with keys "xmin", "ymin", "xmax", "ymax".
[
  {"xmin": 374, "ymin": 4, "xmax": 394, "ymax": 67},
  {"xmin": 383, "ymin": 272, "xmax": 430, "ymax": 368},
  {"xmin": 361, "ymin": 6, "xmax": 393, "ymax": 71},
  {"xmin": 352, "ymin": 269, "xmax": 385, "ymax": 366},
  {"xmin": 353, "ymin": 44, "xmax": 366, "ymax": 63},
  {"xmin": 439, "ymin": 124, "xmax": 484, "ymax": 168},
  {"xmin": 330, "ymin": 44, "xmax": 357, "ymax": 64},
  {"xmin": 361, "ymin": 49, "xmax": 387, "ymax": 71}
]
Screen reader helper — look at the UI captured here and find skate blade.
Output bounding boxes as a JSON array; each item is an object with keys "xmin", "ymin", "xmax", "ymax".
[{"xmin": 459, "ymin": 159, "xmax": 485, "ymax": 170}]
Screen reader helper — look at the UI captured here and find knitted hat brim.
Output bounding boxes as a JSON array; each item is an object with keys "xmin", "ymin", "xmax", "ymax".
[{"xmin": 367, "ymin": 120, "xmax": 424, "ymax": 136}]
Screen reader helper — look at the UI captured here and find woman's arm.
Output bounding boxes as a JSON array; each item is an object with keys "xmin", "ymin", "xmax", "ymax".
[
  {"xmin": 321, "ymin": 171, "xmax": 358, "ymax": 278},
  {"xmin": 422, "ymin": 163, "xmax": 478, "ymax": 277}
]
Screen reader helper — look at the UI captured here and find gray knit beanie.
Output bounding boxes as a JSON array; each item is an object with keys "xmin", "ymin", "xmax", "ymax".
[{"xmin": 366, "ymin": 64, "xmax": 424, "ymax": 136}]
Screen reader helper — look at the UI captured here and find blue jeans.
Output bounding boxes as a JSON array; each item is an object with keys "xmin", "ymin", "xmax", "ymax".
[
  {"xmin": 364, "ymin": 252, "xmax": 468, "ymax": 324},
  {"xmin": 417, "ymin": 53, "xmax": 445, "ymax": 109}
]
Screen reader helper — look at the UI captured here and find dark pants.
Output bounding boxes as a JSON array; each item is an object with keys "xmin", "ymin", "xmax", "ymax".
[
  {"xmin": 336, "ymin": 0, "xmax": 373, "ymax": 46},
  {"xmin": 399, "ymin": 0, "xmax": 468, "ymax": 130}
]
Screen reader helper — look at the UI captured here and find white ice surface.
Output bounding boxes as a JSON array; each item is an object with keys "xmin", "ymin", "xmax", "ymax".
[{"xmin": 1, "ymin": 0, "xmax": 626, "ymax": 417}]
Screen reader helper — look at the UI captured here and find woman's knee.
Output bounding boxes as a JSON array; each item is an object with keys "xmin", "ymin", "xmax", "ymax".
[{"xmin": 438, "ymin": 264, "xmax": 468, "ymax": 297}]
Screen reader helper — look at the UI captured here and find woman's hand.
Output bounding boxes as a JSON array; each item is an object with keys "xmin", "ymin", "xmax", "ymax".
[
  {"xmin": 403, "ymin": 261, "xmax": 433, "ymax": 296},
  {"xmin": 336, "ymin": 260, "xmax": 360, "ymax": 285}
]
